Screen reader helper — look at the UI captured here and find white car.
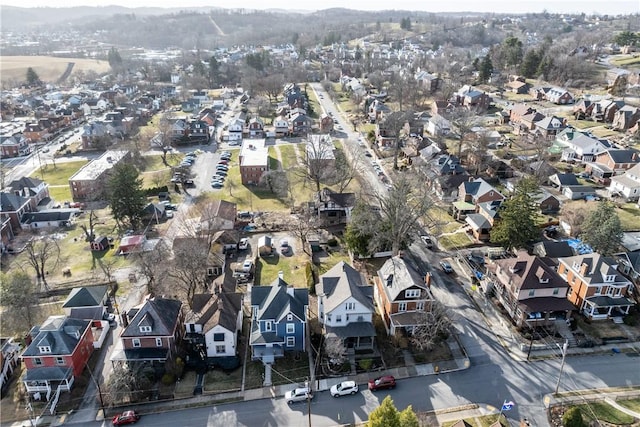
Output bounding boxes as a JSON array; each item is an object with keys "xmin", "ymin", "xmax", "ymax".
[
  {"xmin": 330, "ymin": 381, "xmax": 358, "ymax": 397},
  {"xmin": 238, "ymin": 238, "xmax": 249, "ymax": 250},
  {"xmin": 285, "ymin": 387, "xmax": 312, "ymax": 404}
]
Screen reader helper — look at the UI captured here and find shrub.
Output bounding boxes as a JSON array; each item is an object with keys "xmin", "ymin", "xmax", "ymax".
[
  {"xmin": 145, "ymin": 185, "xmax": 169, "ymax": 196},
  {"xmin": 358, "ymin": 359, "xmax": 373, "ymax": 371},
  {"xmin": 562, "ymin": 406, "xmax": 586, "ymax": 427},
  {"xmin": 327, "ymin": 238, "xmax": 338, "ymax": 247},
  {"xmin": 161, "ymin": 373, "xmax": 175, "ymax": 385},
  {"xmin": 305, "ymin": 262, "xmax": 316, "ymax": 295}
]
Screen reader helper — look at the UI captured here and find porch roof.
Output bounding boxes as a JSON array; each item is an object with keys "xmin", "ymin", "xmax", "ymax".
[
  {"xmin": 24, "ymin": 366, "xmax": 73, "ymax": 382},
  {"xmin": 518, "ymin": 297, "xmax": 575, "ymax": 313},
  {"xmin": 389, "ymin": 311, "xmax": 425, "ymax": 328},
  {"xmin": 585, "ymin": 295, "xmax": 635, "ymax": 308},
  {"xmin": 325, "ymin": 322, "xmax": 375, "ymax": 339},
  {"xmin": 452, "ymin": 201, "xmax": 476, "ymax": 211},
  {"xmin": 110, "ymin": 347, "xmax": 168, "ymax": 362}
]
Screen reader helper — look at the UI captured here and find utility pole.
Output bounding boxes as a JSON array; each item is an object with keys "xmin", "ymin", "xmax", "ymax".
[{"xmin": 554, "ymin": 339, "xmax": 569, "ymax": 394}]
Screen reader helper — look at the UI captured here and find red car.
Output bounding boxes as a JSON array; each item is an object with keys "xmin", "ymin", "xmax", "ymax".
[
  {"xmin": 112, "ymin": 410, "xmax": 140, "ymax": 425},
  {"xmin": 368, "ymin": 375, "xmax": 396, "ymax": 391}
]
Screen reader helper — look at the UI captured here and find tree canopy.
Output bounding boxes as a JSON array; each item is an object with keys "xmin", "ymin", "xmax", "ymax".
[
  {"xmin": 26, "ymin": 67, "xmax": 40, "ymax": 86},
  {"xmin": 580, "ymin": 201, "xmax": 623, "ymax": 255},
  {"xmin": 107, "ymin": 162, "xmax": 146, "ymax": 229},
  {"xmin": 0, "ymin": 271, "xmax": 38, "ymax": 329},
  {"xmin": 490, "ymin": 177, "xmax": 540, "ymax": 250},
  {"xmin": 368, "ymin": 396, "xmax": 418, "ymax": 427}
]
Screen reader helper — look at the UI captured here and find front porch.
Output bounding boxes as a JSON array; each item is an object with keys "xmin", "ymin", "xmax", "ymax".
[
  {"xmin": 582, "ymin": 295, "xmax": 634, "ymax": 320},
  {"xmin": 324, "ymin": 322, "xmax": 376, "ymax": 351},
  {"xmin": 23, "ymin": 367, "xmax": 74, "ymax": 401}
]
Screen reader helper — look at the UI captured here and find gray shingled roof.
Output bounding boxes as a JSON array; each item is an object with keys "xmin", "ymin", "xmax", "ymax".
[
  {"xmin": 186, "ymin": 292, "xmax": 242, "ymax": 333},
  {"xmin": 559, "ymin": 253, "xmax": 628, "ymax": 285},
  {"xmin": 22, "ymin": 316, "xmax": 90, "ymax": 357},
  {"xmin": 377, "ymin": 256, "xmax": 427, "ymax": 302},
  {"xmin": 122, "ymin": 297, "xmax": 182, "ymax": 337},
  {"xmin": 63, "ymin": 286, "xmax": 108, "ymax": 308},
  {"xmin": 316, "ymin": 261, "xmax": 373, "ymax": 313}
]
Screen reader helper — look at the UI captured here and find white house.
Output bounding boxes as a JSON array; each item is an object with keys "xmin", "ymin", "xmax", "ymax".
[
  {"xmin": 316, "ymin": 261, "xmax": 375, "ymax": 350},
  {"xmin": 556, "ymin": 129, "xmax": 610, "ymax": 163},
  {"xmin": 273, "ymin": 116, "xmax": 289, "ymax": 137},
  {"xmin": 609, "ymin": 163, "xmax": 640, "ymax": 201},
  {"xmin": 184, "ymin": 293, "xmax": 243, "ymax": 368},
  {"xmin": 426, "ymin": 114, "xmax": 451, "ymax": 136}
]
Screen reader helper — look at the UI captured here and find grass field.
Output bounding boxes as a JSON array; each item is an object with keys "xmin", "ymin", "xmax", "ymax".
[
  {"xmin": 1, "ymin": 56, "xmax": 110, "ymax": 86},
  {"xmin": 30, "ymin": 160, "xmax": 88, "ymax": 185},
  {"xmin": 610, "ymin": 55, "xmax": 640, "ymax": 67}
]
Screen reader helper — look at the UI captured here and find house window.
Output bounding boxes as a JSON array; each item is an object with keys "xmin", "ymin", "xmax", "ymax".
[
  {"xmin": 132, "ymin": 339, "xmax": 141, "ymax": 348},
  {"xmin": 286, "ymin": 323, "xmax": 295, "ymax": 334},
  {"xmin": 528, "ymin": 289, "xmax": 535, "ymax": 297},
  {"xmin": 416, "ymin": 301, "xmax": 425, "ymax": 311},
  {"xmin": 398, "ymin": 302, "xmax": 407, "ymax": 312},
  {"xmin": 287, "ymin": 314, "xmax": 293, "ymax": 321},
  {"xmin": 56, "ymin": 357, "xmax": 64, "ymax": 365},
  {"xmin": 253, "ymin": 307, "xmax": 258, "ymax": 318},
  {"xmin": 34, "ymin": 358, "xmax": 42, "ymax": 366},
  {"xmin": 213, "ymin": 333, "xmax": 225, "ymax": 342},
  {"xmin": 265, "ymin": 321, "xmax": 272, "ymax": 332},
  {"xmin": 336, "ymin": 315, "xmax": 342, "ymax": 322},
  {"xmin": 38, "ymin": 346, "xmax": 51, "ymax": 354},
  {"xmin": 605, "ymin": 275, "xmax": 615, "ymax": 282},
  {"xmin": 345, "ymin": 302, "xmax": 355, "ymax": 310},
  {"xmin": 139, "ymin": 325, "xmax": 152, "ymax": 333},
  {"xmin": 553, "ymin": 288, "xmax": 559, "ymax": 295},
  {"xmin": 155, "ymin": 338, "xmax": 162, "ymax": 347},
  {"xmin": 326, "ymin": 314, "xmax": 332, "ymax": 322},
  {"xmin": 286, "ymin": 336, "xmax": 295, "ymax": 347},
  {"xmin": 405, "ymin": 289, "xmax": 420, "ymax": 298},
  {"xmin": 594, "ymin": 286, "xmax": 602, "ymax": 295},
  {"xmin": 216, "ymin": 345, "xmax": 226, "ymax": 354}
]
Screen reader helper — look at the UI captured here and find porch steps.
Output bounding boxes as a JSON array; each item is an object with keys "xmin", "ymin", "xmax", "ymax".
[
  {"xmin": 193, "ymin": 373, "xmax": 204, "ymax": 395},
  {"xmin": 554, "ymin": 319, "xmax": 577, "ymax": 348},
  {"xmin": 612, "ymin": 317, "xmax": 624, "ymax": 324}
]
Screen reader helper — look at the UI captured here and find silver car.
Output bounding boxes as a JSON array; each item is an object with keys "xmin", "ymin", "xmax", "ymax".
[
  {"xmin": 285, "ymin": 387, "xmax": 312, "ymax": 404},
  {"xmin": 330, "ymin": 381, "xmax": 358, "ymax": 397}
]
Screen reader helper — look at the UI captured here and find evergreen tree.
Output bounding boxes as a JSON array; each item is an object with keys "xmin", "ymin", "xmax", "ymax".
[
  {"xmin": 520, "ymin": 49, "xmax": 541, "ymax": 78},
  {"xmin": 399, "ymin": 405, "xmax": 419, "ymax": 427},
  {"xmin": 580, "ymin": 201, "xmax": 623, "ymax": 255},
  {"xmin": 490, "ymin": 177, "xmax": 541, "ymax": 250},
  {"xmin": 107, "ymin": 47, "xmax": 123, "ymax": 71},
  {"xmin": 368, "ymin": 396, "xmax": 400, "ymax": 427},
  {"xmin": 107, "ymin": 162, "xmax": 146, "ymax": 229},
  {"xmin": 26, "ymin": 67, "xmax": 40, "ymax": 86},
  {"xmin": 503, "ymin": 36, "xmax": 523, "ymax": 69},
  {"xmin": 479, "ymin": 55, "xmax": 493, "ymax": 83}
]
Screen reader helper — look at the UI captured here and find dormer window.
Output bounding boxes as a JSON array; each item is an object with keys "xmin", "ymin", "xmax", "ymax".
[
  {"xmin": 38, "ymin": 346, "xmax": 51, "ymax": 354},
  {"xmin": 139, "ymin": 325, "xmax": 152, "ymax": 333},
  {"xmin": 605, "ymin": 275, "xmax": 616, "ymax": 282},
  {"xmin": 405, "ymin": 289, "xmax": 420, "ymax": 298},
  {"xmin": 539, "ymin": 278, "xmax": 549, "ymax": 284}
]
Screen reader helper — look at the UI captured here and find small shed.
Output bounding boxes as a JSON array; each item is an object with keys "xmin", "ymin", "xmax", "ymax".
[
  {"xmin": 90, "ymin": 236, "xmax": 110, "ymax": 252},
  {"xmin": 257, "ymin": 235, "xmax": 273, "ymax": 257},
  {"xmin": 118, "ymin": 234, "xmax": 146, "ymax": 255}
]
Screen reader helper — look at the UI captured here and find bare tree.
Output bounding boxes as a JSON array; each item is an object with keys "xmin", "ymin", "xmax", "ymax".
[
  {"xmin": 96, "ymin": 257, "xmax": 118, "ymax": 284},
  {"xmin": 80, "ymin": 210, "xmax": 101, "ymax": 243},
  {"xmin": 450, "ymin": 107, "xmax": 478, "ymax": 158},
  {"xmin": 133, "ymin": 240, "xmax": 171, "ymax": 295},
  {"xmin": 106, "ymin": 364, "xmax": 153, "ymax": 406},
  {"xmin": 380, "ymin": 111, "xmax": 413, "ymax": 170},
  {"xmin": 297, "ymin": 135, "xmax": 335, "ymax": 192},
  {"xmin": 410, "ymin": 301, "xmax": 452, "ymax": 351},
  {"xmin": 260, "ymin": 170, "xmax": 290, "ymax": 200},
  {"xmin": 23, "ymin": 236, "xmax": 60, "ymax": 292},
  {"xmin": 0, "ymin": 271, "xmax": 38, "ymax": 328},
  {"xmin": 288, "ymin": 212, "xmax": 320, "ymax": 254},
  {"xmin": 375, "ymin": 176, "xmax": 433, "ymax": 256},
  {"xmin": 324, "ymin": 337, "xmax": 348, "ymax": 365},
  {"xmin": 332, "ymin": 147, "xmax": 360, "ymax": 194},
  {"xmin": 170, "ymin": 237, "xmax": 210, "ymax": 307},
  {"xmin": 560, "ymin": 202, "xmax": 594, "ymax": 237}
]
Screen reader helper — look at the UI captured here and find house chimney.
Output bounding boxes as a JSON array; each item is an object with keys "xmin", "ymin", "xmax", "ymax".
[
  {"xmin": 579, "ymin": 262, "xmax": 589, "ymax": 277},
  {"xmin": 425, "ymin": 272, "xmax": 432, "ymax": 288}
]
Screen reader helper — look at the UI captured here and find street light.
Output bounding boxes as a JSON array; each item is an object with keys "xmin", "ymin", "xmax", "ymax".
[{"xmin": 554, "ymin": 339, "xmax": 569, "ymax": 395}]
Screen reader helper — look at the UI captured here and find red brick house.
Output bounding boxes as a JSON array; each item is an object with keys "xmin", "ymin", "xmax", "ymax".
[
  {"xmin": 586, "ymin": 149, "xmax": 640, "ymax": 185},
  {"xmin": 0, "ymin": 133, "xmax": 31, "ymax": 158},
  {"xmin": 21, "ymin": 316, "xmax": 94, "ymax": 399},
  {"xmin": 458, "ymin": 177, "xmax": 504, "ymax": 207},
  {"xmin": 557, "ymin": 253, "xmax": 635, "ymax": 320},
  {"xmin": 111, "ymin": 297, "xmax": 183, "ymax": 367},
  {"xmin": 373, "ymin": 255, "xmax": 435, "ymax": 336}
]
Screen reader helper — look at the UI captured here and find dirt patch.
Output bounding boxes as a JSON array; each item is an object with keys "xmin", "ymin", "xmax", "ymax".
[{"xmin": 1, "ymin": 56, "xmax": 110, "ymax": 86}]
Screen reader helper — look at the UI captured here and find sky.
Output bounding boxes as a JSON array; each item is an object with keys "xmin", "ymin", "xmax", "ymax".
[{"xmin": 1, "ymin": 0, "xmax": 638, "ymax": 15}]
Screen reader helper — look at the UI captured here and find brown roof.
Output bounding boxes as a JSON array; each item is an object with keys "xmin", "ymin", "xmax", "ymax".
[{"xmin": 494, "ymin": 251, "xmax": 566, "ymax": 291}]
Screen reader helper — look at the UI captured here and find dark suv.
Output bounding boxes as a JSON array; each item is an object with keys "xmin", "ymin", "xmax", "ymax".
[{"xmin": 368, "ymin": 375, "xmax": 396, "ymax": 391}]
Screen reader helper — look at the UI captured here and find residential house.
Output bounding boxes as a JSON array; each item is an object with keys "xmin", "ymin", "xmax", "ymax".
[
  {"xmin": 532, "ymin": 116, "xmax": 566, "ymax": 140},
  {"xmin": 316, "ymin": 261, "xmax": 375, "ymax": 350},
  {"xmin": 454, "ymin": 85, "xmax": 492, "ymax": 111},
  {"xmin": 248, "ymin": 117, "xmax": 264, "ymax": 138},
  {"xmin": 239, "ymin": 138, "xmax": 269, "ymax": 185},
  {"xmin": 1, "ymin": 338, "xmax": 21, "ymax": 395},
  {"xmin": 426, "ymin": 114, "xmax": 451, "ymax": 136},
  {"xmin": 68, "ymin": 150, "xmax": 131, "ymax": 201},
  {"xmin": 184, "ymin": 292, "xmax": 243, "ymax": 369},
  {"xmin": 313, "ymin": 188, "xmax": 356, "ymax": 225},
  {"xmin": 273, "ymin": 116, "xmax": 289, "ymax": 137},
  {"xmin": 6, "ymin": 176, "xmax": 50, "ymax": 210},
  {"xmin": 591, "ymin": 99, "xmax": 625, "ymax": 123},
  {"xmin": 546, "ymin": 87, "xmax": 574, "ymax": 104},
  {"xmin": 21, "ymin": 316, "xmax": 94, "ymax": 400},
  {"xmin": 532, "ymin": 241, "xmax": 575, "ymax": 263},
  {"xmin": 557, "ymin": 253, "xmax": 635, "ymax": 320},
  {"xmin": 508, "ymin": 104, "xmax": 536, "ymax": 125},
  {"xmin": 250, "ymin": 274, "xmax": 309, "ymax": 367},
  {"xmin": 0, "ymin": 191, "xmax": 33, "ymax": 232},
  {"xmin": 431, "ymin": 100, "xmax": 454, "ymax": 118},
  {"xmin": 117, "ymin": 234, "xmax": 146, "ymax": 255},
  {"xmin": 534, "ymin": 190, "xmax": 560, "ymax": 214},
  {"xmin": 609, "ymin": 163, "xmax": 640, "ymax": 201},
  {"xmin": 586, "ymin": 149, "xmax": 640, "ymax": 185},
  {"xmin": 142, "ymin": 203, "xmax": 166, "ymax": 223},
  {"xmin": 0, "ymin": 133, "xmax": 30, "ymax": 158},
  {"xmin": 612, "ymin": 105, "xmax": 640, "ymax": 131},
  {"xmin": 548, "ymin": 173, "xmax": 580, "ymax": 191},
  {"xmin": 414, "ymin": 70, "xmax": 440, "ymax": 93},
  {"xmin": 319, "ymin": 114, "xmax": 334, "ymax": 133},
  {"xmin": 1, "ymin": 214, "xmax": 15, "ymax": 251},
  {"xmin": 555, "ymin": 129, "xmax": 611, "ymax": 163},
  {"xmin": 62, "ymin": 285, "xmax": 109, "ymax": 321},
  {"xmin": 505, "ymin": 78, "xmax": 530, "ymax": 94},
  {"xmin": 111, "ymin": 297, "xmax": 184, "ymax": 367},
  {"xmin": 515, "ymin": 111, "xmax": 545, "ymax": 135},
  {"xmin": 488, "ymin": 252, "xmax": 574, "ymax": 327},
  {"xmin": 172, "ymin": 237, "xmax": 225, "ymax": 280},
  {"xmin": 573, "ymin": 99, "xmax": 594, "ymax": 120},
  {"xmin": 290, "ymin": 111, "xmax": 311, "ymax": 136},
  {"xmin": 458, "ymin": 177, "xmax": 504, "ymax": 207},
  {"xmin": 373, "ymin": 255, "xmax": 435, "ymax": 336},
  {"xmin": 367, "ymin": 99, "xmax": 391, "ymax": 123},
  {"xmin": 562, "ymin": 185, "xmax": 597, "ymax": 200},
  {"xmin": 199, "ymin": 199, "xmax": 237, "ymax": 231}
]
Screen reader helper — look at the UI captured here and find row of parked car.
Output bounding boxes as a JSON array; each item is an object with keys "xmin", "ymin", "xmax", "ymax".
[
  {"xmin": 211, "ymin": 151, "xmax": 232, "ymax": 188},
  {"xmin": 285, "ymin": 375, "xmax": 396, "ymax": 404}
]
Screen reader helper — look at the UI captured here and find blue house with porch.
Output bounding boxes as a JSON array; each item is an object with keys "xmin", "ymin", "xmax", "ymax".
[{"xmin": 250, "ymin": 273, "xmax": 308, "ymax": 384}]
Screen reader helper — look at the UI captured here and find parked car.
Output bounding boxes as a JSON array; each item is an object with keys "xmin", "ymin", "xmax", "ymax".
[
  {"xmin": 420, "ymin": 235, "xmax": 433, "ymax": 249},
  {"xmin": 280, "ymin": 239, "xmax": 291, "ymax": 254},
  {"xmin": 285, "ymin": 387, "xmax": 313, "ymax": 404},
  {"xmin": 211, "ymin": 182, "xmax": 223, "ymax": 188},
  {"xmin": 439, "ymin": 261, "xmax": 453, "ymax": 274},
  {"xmin": 218, "ymin": 159, "xmax": 229, "ymax": 165},
  {"xmin": 216, "ymin": 165, "xmax": 229, "ymax": 171},
  {"xmin": 165, "ymin": 210, "xmax": 174, "ymax": 219},
  {"xmin": 241, "ymin": 260, "xmax": 254, "ymax": 272},
  {"xmin": 164, "ymin": 204, "xmax": 177, "ymax": 211},
  {"xmin": 216, "ymin": 170, "xmax": 228, "ymax": 176},
  {"xmin": 237, "ymin": 211, "xmax": 252, "ymax": 220},
  {"xmin": 112, "ymin": 410, "xmax": 140, "ymax": 425},
  {"xmin": 330, "ymin": 381, "xmax": 358, "ymax": 397},
  {"xmin": 184, "ymin": 179, "xmax": 195, "ymax": 187},
  {"xmin": 368, "ymin": 375, "xmax": 396, "ymax": 391},
  {"xmin": 238, "ymin": 238, "xmax": 249, "ymax": 250}
]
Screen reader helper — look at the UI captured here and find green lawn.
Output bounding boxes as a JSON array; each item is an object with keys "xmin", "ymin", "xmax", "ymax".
[
  {"xmin": 204, "ymin": 367, "xmax": 243, "ymax": 393},
  {"xmin": 256, "ymin": 253, "xmax": 309, "ymax": 286},
  {"xmin": 438, "ymin": 232, "xmax": 475, "ymax": 251},
  {"xmin": 575, "ymin": 401, "xmax": 635, "ymax": 425},
  {"xmin": 174, "ymin": 370, "xmax": 197, "ymax": 398},
  {"xmin": 278, "ymin": 145, "xmax": 298, "ymax": 170},
  {"xmin": 617, "ymin": 398, "xmax": 640, "ymax": 413},
  {"xmin": 31, "ymin": 160, "xmax": 88, "ymax": 185},
  {"xmin": 610, "ymin": 55, "xmax": 640, "ymax": 67},
  {"xmin": 616, "ymin": 203, "xmax": 640, "ymax": 231},
  {"xmin": 47, "ymin": 185, "xmax": 72, "ymax": 204},
  {"xmin": 270, "ymin": 352, "xmax": 310, "ymax": 386}
]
